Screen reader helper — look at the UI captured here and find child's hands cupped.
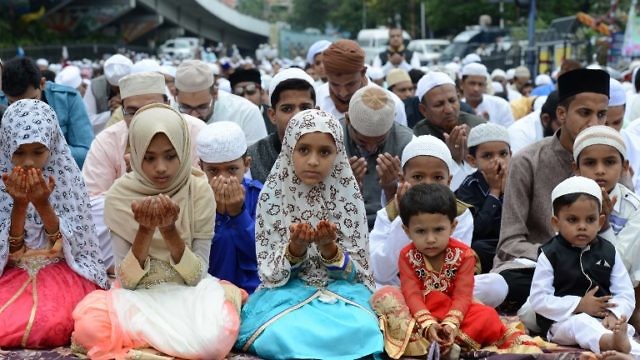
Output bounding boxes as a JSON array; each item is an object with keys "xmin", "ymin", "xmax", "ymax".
[
  {"xmin": 210, "ymin": 176, "xmax": 227, "ymax": 214},
  {"xmin": 131, "ymin": 196, "xmax": 159, "ymax": 230},
  {"xmin": 2, "ymin": 166, "xmax": 29, "ymax": 204},
  {"xmin": 157, "ymin": 194, "xmax": 180, "ymax": 231},
  {"xmin": 289, "ymin": 223, "xmax": 316, "ymax": 247},
  {"xmin": 224, "ymin": 177, "xmax": 246, "ymax": 217},
  {"xmin": 315, "ymin": 220, "xmax": 337, "ymax": 247},
  {"xmin": 26, "ymin": 168, "xmax": 55, "ymax": 207}
]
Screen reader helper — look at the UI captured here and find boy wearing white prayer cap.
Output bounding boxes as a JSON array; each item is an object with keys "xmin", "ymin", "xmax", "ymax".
[
  {"xmin": 197, "ymin": 121, "xmax": 261, "ymax": 294},
  {"xmin": 530, "ymin": 176, "xmax": 639, "ymax": 358},
  {"xmin": 344, "ymin": 84, "xmax": 414, "ymax": 229},
  {"xmin": 454, "ymin": 123, "xmax": 511, "ymax": 273},
  {"xmin": 460, "ymin": 62, "xmax": 515, "ymax": 128},
  {"xmin": 247, "ymin": 67, "xmax": 316, "ymax": 184},
  {"xmin": 369, "ymin": 135, "xmax": 509, "ymax": 307},
  {"xmin": 572, "ymin": 125, "xmax": 640, "ymax": 331}
]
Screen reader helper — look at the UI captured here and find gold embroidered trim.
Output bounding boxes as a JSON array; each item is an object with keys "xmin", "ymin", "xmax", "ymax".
[
  {"xmin": 284, "ymin": 244, "xmax": 306, "ymax": 264},
  {"xmin": 21, "ymin": 276, "xmax": 38, "ymax": 347},
  {"xmin": 0, "ymin": 277, "xmax": 31, "ymax": 315},
  {"xmin": 456, "ymin": 329, "xmax": 481, "ymax": 350}
]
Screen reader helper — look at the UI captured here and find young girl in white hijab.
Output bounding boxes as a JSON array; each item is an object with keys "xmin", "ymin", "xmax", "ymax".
[{"xmin": 236, "ymin": 109, "xmax": 383, "ymax": 359}]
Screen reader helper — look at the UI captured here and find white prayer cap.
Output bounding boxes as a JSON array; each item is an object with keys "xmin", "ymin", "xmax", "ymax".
[
  {"xmin": 159, "ymin": 65, "xmax": 176, "ymax": 78},
  {"xmin": 514, "ymin": 66, "xmax": 530, "ymax": 78},
  {"xmin": 535, "ymin": 74, "xmax": 552, "ymax": 86},
  {"xmin": 306, "ymin": 40, "xmax": 332, "ymax": 66},
  {"xmin": 119, "ymin": 72, "xmax": 166, "ymax": 99},
  {"xmin": 609, "ymin": 78, "xmax": 626, "ymax": 107},
  {"xmin": 36, "ymin": 58, "xmax": 49, "ymax": 67},
  {"xmin": 55, "ymin": 66, "xmax": 82, "ymax": 89},
  {"xmin": 366, "ymin": 66, "xmax": 385, "ymax": 81},
  {"xmin": 533, "ymin": 95, "xmax": 547, "ymax": 111},
  {"xmin": 104, "ymin": 54, "xmax": 133, "ymax": 86},
  {"xmin": 401, "ymin": 135, "xmax": 454, "ymax": 173},
  {"xmin": 348, "ymin": 85, "xmax": 395, "ymax": 137},
  {"xmin": 491, "ymin": 81, "xmax": 504, "ymax": 94},
  {"xmin": 573, "ymin": 125, "xmax": 626, "ymax": 162},
  {"xmin": 491, "ymin": 69, "xmax": 507, "ymax": 80},
  {"xmin": 208, "ymin": 62, "xmax": 220, "ymax": 76},
  {"xmin": 386, "ymin": 68, "xmax": 411, "ymax": 88},
  {"xmin": 131, "ymin": 58, "xmax": 161, "ymax": 74},
  {"xmin": 268, "ymin": 67, "xmax": 315, "ymax": 106},
  {"xmin": 196, "ymin": 121, "xmax": 247, "ymax": 163},
  {"xmin": 551, "ymin": 176, "xmax": 602, "ymax": 210},
  {"xmin": 461, "ymin": 62, "xmax": 488, "ymax": 77},
  {"xmin": 175, "ymin": 60, "xmax": 214, "ymax": 92},
  {"xmin": 444, "ymin": 62, "xmax": 461, "ymax": 75},
  {"xmin": 461, "ymin": 53, "xmax": 481, "ymax": 66},
  {"xmin": 416, "ymin": 71, "xmax": 455, "ymax": 102},
  {"xmin": 467, "ymin": 123, "xmax": 510, "ymax": 148},
  {"xmin": 506, "ymin": 68, "xmax": 516, "ymax": 80},
  {"xmin": 217, "ymin": 78, "xmax": 231, "ymax": 93}
]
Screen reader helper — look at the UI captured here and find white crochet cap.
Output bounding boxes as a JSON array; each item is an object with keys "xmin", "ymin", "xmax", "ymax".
[
  {"xmin": 306, "ymin": 40, "xmax": 332, "ymax": 65},
  {"xmin": 104, "ymin": 54, "xmax": 132, "ymax": 86},
  {"xmin": 217, "ymin": 78, "xmax": 231, "ymax": 93},
  {"xmin": 348, "ymin": 85, "xmax": 395, "ymax": 137},
  {"xmin": 119, "ymin": 72, "xmax": 166, "ymax": 99},
  {"xmin": 491, "ymin": 69, "xmax": 507, "ymax": 80},
  {"xmin": 506, "ymin": 68, "xmax": 516, "ymax": 80},
  {"xmin": 159, "ymin": 65, "xmax": 176, "ymax": 78},
  {"xmin": 609, "ymin": 78, "xmax": 626, "ymax": 106},
  {"xmin": 416, "ymin": 71, "xmax": 455, "ymax": 101},
  {"xmin": 535, "ymin": 74, "xmax": 552, "ymax": 86},
  {"xmin": 491, "ymin": 81, "xmax": 504, "ymax": 94},
  {"xmin": 551, "ymin": 176, "xmax": 602, "ymax": 210},
  {"xmin": 131, "ymin": 59, "xmax": 161, "ymax": 74},
  {"xmin": 573, "ymin": 125, "xmax": 626, "ymax": 162},
  {"xmin": 366, "ymin": 66, "xmax": 385, "ymax": 81},
  {"xmin": 55, "ymin": 65, "xmax": 82, "ymax": 89},
  {"xmin": 36, "ymin": 58, "xmax": 49, "ymax": 67},
  {"xmin": 268, "ymin": 67, "xmax": 315, "ymax": 106},
  {"xmin": 196, "ymin": 121, "xmax": 247, "ymax": 163},
  {"xmin": 467, "ymin": 123, "xmax": 510, "ymax": 148},
  {"xmin": 462, "ymin": 53, "xmax": 481, "ymax": 66},
  {"xmin": 461, "ymin": 62, "xmax": 488, "ymax": 77},
  {"xmin": 401, "ymin": 135, "xmax": 454, "ymax": 173},
  {"xmin": 175, "ymin": 60, "xmax": 214, "ymax": 92}
]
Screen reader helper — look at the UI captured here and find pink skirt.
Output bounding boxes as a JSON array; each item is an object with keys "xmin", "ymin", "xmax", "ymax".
[{"xmin": 0, "ymin": 259, "xmax": 99, "ymax": 348}]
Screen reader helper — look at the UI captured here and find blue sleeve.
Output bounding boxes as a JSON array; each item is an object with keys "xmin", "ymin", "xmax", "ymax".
[
  {"xmin": 65, "ymin": 91, "xmax": 94, "ymax": 168},
  {"xmin": 226, "ymin": 207, "xmax": 257, "ymax": 267}
]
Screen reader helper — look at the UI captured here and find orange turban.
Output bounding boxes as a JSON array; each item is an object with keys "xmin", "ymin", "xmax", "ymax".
[{"xmin": 322, "ymin": 40, "xmax": 366, "ymax": 75}]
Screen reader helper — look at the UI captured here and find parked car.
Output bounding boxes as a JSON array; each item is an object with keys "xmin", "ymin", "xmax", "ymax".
[
  {"xmin": 357, "ymin": 27, "xmax": 411, "ymax": 65},
  {"xmin": 158, "ymin": 37, "xmax": 200, "ymax": 60},
  {"xmin": 407, "ymin": 39, "xmax": 451, "ymax": 65},
  {"xmin": 439, "ymin": 27, "xmax": 508, "ymax": 63}
]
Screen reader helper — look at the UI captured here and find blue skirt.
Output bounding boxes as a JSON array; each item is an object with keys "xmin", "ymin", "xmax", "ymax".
[{"xmin": 236, "ymin": 278, "xmax": 383, "ymax": 360}]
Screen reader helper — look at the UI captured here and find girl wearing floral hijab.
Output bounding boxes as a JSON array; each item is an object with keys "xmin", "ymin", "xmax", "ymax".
[
  {"xmin": 236, "ymin": 109, "xmax": 383, "ymax": 359},
  {"xmin": 0, "ymin": 99, "xmax": 107, "ymax": 347},
  {"xmin": 72, "ymin": 104, "xmax": 244, "ymax": 360}
]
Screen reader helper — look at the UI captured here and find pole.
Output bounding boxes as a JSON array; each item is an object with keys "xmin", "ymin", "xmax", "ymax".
[
  {"xmin": 421, "ymin": 1, "xmax": 426, "ymax": 38},
  {"xmin": 362, "ymin": 0, "xmax": 366, "ymax": 30},
  {"xmin": 499, "ymin": 1, "xmax": 504, "ymax": 29},
  {"xmin": 527, "ymin": 0, "xmax": 536, "ymax": 75}
]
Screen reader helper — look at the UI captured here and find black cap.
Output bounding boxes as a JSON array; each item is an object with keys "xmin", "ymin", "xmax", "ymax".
[
  {"xmin": 541, "ymin": 90, "xmax": 559, "ymax": 117},
  {"xmin": 229, "ymin": 68, "xmax": 261, "ymax": 89},
  {"xmin": 557, "ymin": 68, "xmax": 609, "ymax": 103}
]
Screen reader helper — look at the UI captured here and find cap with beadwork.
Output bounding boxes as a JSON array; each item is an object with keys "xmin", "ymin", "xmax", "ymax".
[
  {"xmin": 573, "ymin": 125, "xmax": 626, "ymax": 162},
  {"xmin": 401, "ymin": 135, "xmax": 454, "ymax": 173},
  {"xmin": 196, "ymin": 121, "xmax": 247, "ymax": 163},
  {"xmin": 415, "ymin": 71, "xmax": 455, "ymax": 102},
  {"xmin": 348, "ymin": 85, "xmax": 395, "ymax": 137},
  {"xmin": 386, "ymin": 68, "xmax": 411, "ymax": 89},
  {"xmin": 175, "ymin": 60, "xmax": 214, "ymax": 92},
  {"xmin": 119, "ymin": 72, "xmax": 166, "ymax": 99},
  {"xmin": 551, "ymin": 176, "xmax": 602, "ymax": 210}
]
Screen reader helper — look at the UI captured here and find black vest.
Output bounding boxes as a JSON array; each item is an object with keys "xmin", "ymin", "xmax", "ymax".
[
  {"xmin": 536, "ymin": 235, "xmax": 616, "ymax": 334},
  {"xmin": 378, "ymin": 49, "xmax": 414, "ymax": 66}
]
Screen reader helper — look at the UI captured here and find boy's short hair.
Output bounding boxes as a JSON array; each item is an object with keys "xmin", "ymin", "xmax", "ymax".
[
  {"xmin": 399, "ymin": 183, "xmax": 457, "ymax": 226},
  {"xmin": 552, "ymin": 193, "xmax": 601, "ymax": 215},
  {"xmin": 270, "ymin": 78, "xmax": 316, "ymax": 107},
  {"xmin": 2, "ymin": 57, "xmax": 41, "ymax": 97}
]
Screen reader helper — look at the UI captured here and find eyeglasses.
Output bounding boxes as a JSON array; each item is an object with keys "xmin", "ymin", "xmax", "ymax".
[
  {"xmin": 178, "ymin": 99, "xmax": 214, "ymax": 115},
  {"xmin": 233, "ymin": 83, "xmax": 259, "ymax": 97},
  {"xmin": 122, "ymin": 107, "xmax": 137, "ymax": 119}
]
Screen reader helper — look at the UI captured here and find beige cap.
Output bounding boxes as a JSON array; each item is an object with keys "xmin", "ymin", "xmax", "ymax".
[
  {"xmin": 348, "ymin": 85, "xmax": 395, "ymax": 137},
  {"xmin": 386, "ymin": 68, "xmax": 411, "ymax": 88},
  {"xmin": 119, "ymin": 72, "xmax": 166, "ymax": 99},
  {"xmin": 175, "ymin": 60, "xmax": 214, "ymax": 92}
]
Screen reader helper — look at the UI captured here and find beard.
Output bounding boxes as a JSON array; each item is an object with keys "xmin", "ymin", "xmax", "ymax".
[{"xmin": 542, "ymin": 119, "xmax": 555, "ymax": 137}]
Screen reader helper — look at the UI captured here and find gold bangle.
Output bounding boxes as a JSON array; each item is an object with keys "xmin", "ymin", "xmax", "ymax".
[
  {"xmin": 285, "ymin": 243, "xmax": 306, "ymax": 264},
  {"xmin": 321, "ymin": 247, "xmax": 344, "ymax": 264},
  {"xmin": 8, "ymin": 232, "xmax": 25, "ymax": 245},
  {"xmin": 45, "ymin": 228, "xmax": 62, "ymax": 245}
]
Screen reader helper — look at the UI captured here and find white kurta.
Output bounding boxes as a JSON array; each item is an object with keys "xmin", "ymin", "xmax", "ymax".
[
  {"xmin": 621, "ymin": 122, "xmax": 640, "ymax": 193},
  {"xmin": 316, "ymin": 82, "xmax": 407, "ymax": 126},
  {"xmin": 208, "ymin": 91, "xmax": 267, "ymax": 145},
  {"xmin": 465, "ymin": 94, "xmax": 515, "ymax": 128},
  {"xmin": 372, "ymin": 52, "xmax": 421, "ymax": 76},
  {"xmin": 529, "ymin": 251, "xmax": 639, "ymax": 354},
  {"xmin": 507, "ymin": 109, "xmax": 544, "ymax": 155}
]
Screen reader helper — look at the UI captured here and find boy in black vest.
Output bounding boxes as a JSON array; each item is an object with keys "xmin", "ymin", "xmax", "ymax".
[{"xmin": 530, "ymin": 176, "xmax": 638, "ymax": 358}]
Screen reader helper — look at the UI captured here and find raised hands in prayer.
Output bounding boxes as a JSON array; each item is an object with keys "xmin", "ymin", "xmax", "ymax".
[
  {"xmin": 349, "ymin": 156, "xmax": 367, "ymax": 189},
  {"xmin": 482, "ymin": 158, "xmax": 508, "ymax": 198},
  {"xmin": 443, "ymin": 124, "xmax": 469, "ymax": 164},
  {"xmin": 131, "ymin": 194, "xmax": 180, "ymax": 231},
  {"xmin": 2, "ymin": 167, "xmax": 55, "ymax": 206},
  {"xmin": 288, "ymin": 221, "xmax": 339, "ymax": 259},
  {"xmin": 210, "ymin": 176, "xmax": 246, "ymax": 217}
]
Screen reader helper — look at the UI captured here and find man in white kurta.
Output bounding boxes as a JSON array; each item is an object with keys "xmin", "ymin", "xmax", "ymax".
[{"xmin": 461, "ymin": 62, "xmax": 515, "ymax": 128}]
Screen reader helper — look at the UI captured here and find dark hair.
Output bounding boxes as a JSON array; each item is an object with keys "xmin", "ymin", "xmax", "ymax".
[
  {"xmin": 541, "ymin": 90, "xmax": 559, "ymax": 121},
  {"xmin": 270, "ymin": 78, "xmax": 316, "ymax": 107},
  {"xmin": 635, "ymin": 68, "xmax": 640, "ymax": 93},
  {"xmin": 552, "ymin": 193, "xmax": 601, "ymax": 216},
  {"xmin": 2, "ymin": 57, "xmax": 42, "ymax": 96},
  {"xmin": 408, "ymin": 69, "xmax": 425, "ymax": 85},
  {"xmin": 557, "ymin": 95, "xmax": 575, "ymax": 111},
  {"xmin": 399, "ymin": 183, "xmax": 457, "ymax": 226},
  {"xmin": 468, "ymin": 145, "xmax": 478, "ymax": 157},
  {"xmin": 41, "ymin": 69, "xmax": 56, "ymax": 82}
]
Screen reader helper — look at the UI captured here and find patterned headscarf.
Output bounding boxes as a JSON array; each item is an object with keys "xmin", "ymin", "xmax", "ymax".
[
  {"xmin": 0, "ymin": 100, "xmax": 108, "ymax": 288},
  {"xmin": 256, "ymin": 109, "xmax": 374, "ymax": 289}
]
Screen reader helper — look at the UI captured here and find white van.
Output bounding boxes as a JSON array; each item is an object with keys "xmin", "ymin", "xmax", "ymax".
[{"xmin": 357, "ymin": 28, "xmax": 411, "ymax": 65}]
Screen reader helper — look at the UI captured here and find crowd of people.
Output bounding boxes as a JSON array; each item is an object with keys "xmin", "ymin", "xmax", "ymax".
[{"xmin": 2, "ymin": 24, "xmax": 640, "ymax": 359}]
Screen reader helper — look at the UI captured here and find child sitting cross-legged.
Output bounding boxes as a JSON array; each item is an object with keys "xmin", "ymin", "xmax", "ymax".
[
  {"xmin": 530, "ymin": 176, "xmax": 640, "ymax": 359},
  {"xmin": 372, "ymin": 184, "xmax": 539, "ymax": 358}
]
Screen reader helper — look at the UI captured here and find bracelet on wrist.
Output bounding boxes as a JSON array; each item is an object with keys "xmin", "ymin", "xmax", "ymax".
[{"xmin": 285, "ymin": 243, "xmax": 306, "ymax": 264}]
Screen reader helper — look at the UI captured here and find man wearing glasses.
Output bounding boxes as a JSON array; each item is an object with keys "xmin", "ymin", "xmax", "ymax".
[
  {"xmin": 229, "ymin": 68, "xmax": 275, "ymax": 134},
  {"xmin": 175, "ymin": 60, "xmax": 266, "ymax": 145}
]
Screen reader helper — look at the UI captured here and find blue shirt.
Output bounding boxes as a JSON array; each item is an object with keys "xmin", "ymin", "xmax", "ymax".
[{"xmin": 209, "ymin": 178, "xmax": 262, "ymax": 293}]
